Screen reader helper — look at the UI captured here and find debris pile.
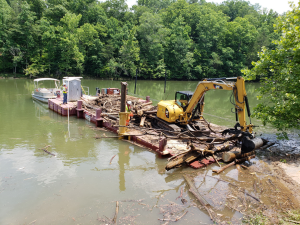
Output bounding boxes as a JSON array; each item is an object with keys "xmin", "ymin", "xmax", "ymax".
[
  {"xmin": 83, "ymin": 93, "xmax": 273, "ymax": 173},
  {"xmin": 81, "ymin": 94, "xmax": 157, "ymax": 127}
]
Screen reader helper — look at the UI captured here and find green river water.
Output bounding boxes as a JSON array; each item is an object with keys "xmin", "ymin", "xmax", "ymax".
[{"xmin": 0, "ymin": 78, "xmax": 285, "ymax": 224}]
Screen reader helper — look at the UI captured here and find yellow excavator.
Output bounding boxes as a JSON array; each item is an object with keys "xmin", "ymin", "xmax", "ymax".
[
  {"xmin": 153, "ymin": 76, "xmax": 262, "ymax": 152},
  {"xmin": 155, "ymin": 76, "xmax": 252, "ymax": 132}
]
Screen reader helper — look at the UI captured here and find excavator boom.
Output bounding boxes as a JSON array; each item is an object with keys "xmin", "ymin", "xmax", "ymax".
[{"xmin": 156, "ymin": 76, "xmax": 253, "ymax": 133}]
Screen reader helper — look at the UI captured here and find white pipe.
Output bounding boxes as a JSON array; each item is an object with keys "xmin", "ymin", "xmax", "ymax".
[
  {"xmin": 68, "ymin": 104, "xmax": 70, "ymax": 137},
  {"xmin": 68, "ymin": 80, "xmax": 70, "ymax": 102}
]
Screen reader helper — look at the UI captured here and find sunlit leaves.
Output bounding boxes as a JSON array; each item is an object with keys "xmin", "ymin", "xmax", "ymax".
[{"xmin": 243, "ymin": 2, "xmax": 300, "ymax": 135}]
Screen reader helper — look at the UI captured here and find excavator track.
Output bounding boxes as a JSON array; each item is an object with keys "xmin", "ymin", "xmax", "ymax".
[{"xmin": 150, "ymin": 116, "xmax": 181, "ymax": 132}]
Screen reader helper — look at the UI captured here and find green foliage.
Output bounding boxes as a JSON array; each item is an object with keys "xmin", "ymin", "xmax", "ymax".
[
  {"xmin": 109, "ymin": 26, "xmax": 140, "ymax": 78},
  {"xmin": 137, "ymin": 12, "xmax": 168, "ymax": 79},
  {"xmin": 242, "ymin": 213, "xmax": 270, "ymax": 224},
  {"xmin": 0, "ymin": 0, "xmax": 282, "ymax": 80},
  {"xmin": 243, "ymin": 2, "xmax": 300, "ymax": 134}
]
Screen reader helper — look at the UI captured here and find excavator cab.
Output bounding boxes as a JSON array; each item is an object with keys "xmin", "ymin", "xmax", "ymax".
[{"xmin": 175, "ymin": 91, "xmax": 193, "ymax": 109}]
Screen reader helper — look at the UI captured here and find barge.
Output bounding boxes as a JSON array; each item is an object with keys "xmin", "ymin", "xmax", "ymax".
[{"xmin": 47, "ymin": 80, "xmax": 269, "ymax": 171}]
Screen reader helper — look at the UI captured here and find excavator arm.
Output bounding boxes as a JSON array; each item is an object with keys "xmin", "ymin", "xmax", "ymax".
[{"xmin": 178, "ymin": 77, "xmax": 253, "ymax": 133}]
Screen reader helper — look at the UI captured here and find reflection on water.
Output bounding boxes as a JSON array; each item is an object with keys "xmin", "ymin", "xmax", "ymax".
[
  {"xmin": 0, "ymin": 79, "xmax": 298, "ymax": 224},
  {"xmin": 118, "ymin": 143, "xmax": 130, "ymax": 191}
]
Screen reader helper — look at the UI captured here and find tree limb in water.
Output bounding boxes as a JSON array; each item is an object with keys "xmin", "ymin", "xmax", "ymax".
[
  {"xmin": 183, "ymin": 175, "xmax": 215, "ymax": 221},
  {"xmin": 158, "ymin": 211, "xmax": 188, "ymax": 222},
  {"xmin": 112, "ymin": 201, "xmax": 119, "ymax": 224},
  {"xmin": 213, "ymin": 155, "xmax": 255, "ymax": 174},
  {"xmin": 39, "ymin": 145, "xmax": 55, "ymax": 156},
  {"xmin": 110, "ymin": 155, "xmax": 117, "ymax": 164}
]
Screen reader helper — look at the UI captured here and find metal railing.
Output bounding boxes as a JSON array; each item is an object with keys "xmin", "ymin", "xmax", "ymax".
[{"xmin": 81, "ymin": 85, "xmax": 89, "ymax": 95}]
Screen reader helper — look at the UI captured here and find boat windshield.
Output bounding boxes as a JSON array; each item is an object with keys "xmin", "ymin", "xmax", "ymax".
[{"xmin": 34, "ymin": 79, "xmax": 60, "ymax": 89}]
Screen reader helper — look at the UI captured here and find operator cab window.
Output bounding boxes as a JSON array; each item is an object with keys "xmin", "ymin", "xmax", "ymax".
[{"xmin": 175, "ymin": 92, "xmax": 189, "ymax": 108}]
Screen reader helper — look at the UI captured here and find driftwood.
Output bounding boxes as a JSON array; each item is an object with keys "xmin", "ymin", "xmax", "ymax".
[
  {"xmin": 166, "ymin": 142, "xmax": 232, "ymax": 170},
  {"xmin": 205, "ymin": 174, "xmax": 263, "ymax": 203},
  {"xmin": 190, "ymin": 143, "xmax": 214, "ymax": 155},
  {"xmin": 213, "ymin": 155, "xmax": 255, "ymax": 174},
  {"xmin": 183, "ymin": 175, "xmax": 214, "ymax": 221},
  {"xmin": 236, "ymin": 164, "xmax": 243, "ymax": 173},
  {"xmin": 140, "ymin": 116, "xmax": 146, "ymax": 127},
  {"xmin": 165, "ymin": 151, "xmax": 200, "ymax": 170},
  {"xmin": 158, "ymin": 211, "xmax": 188, "ymax": 222},
  {"xmin": 110, "ymin": 155, "xmax": 117, "ymax": 164},
  {"xmin": 112, "ymin": 201, "xmax": 119, "ymax": 224},
  {"xmin": 212, "ymin": 154, "xmax": 221, "ymax": 167},
  {"xmin": 166, "ymin": 134, "xmax": 238, "ymax": 142},
  {"xmin": 81, "ymin": 98, "xmax": 101, "ymax": 110},
  {"xmin": 212, "ymin": 141, "xmax": 232, "ymax": 153},
  {"xmin": 138, "ymin": 101, "xmax": 153, "ymax": 108},
  {"xmin": 222, "ymin": 150, "xmax": 255, "ymax": 162},
  {"xmin": 213, "ymin": 161, "xmax": 235, "ymax": 174},
  {"xmin": 222, "ymin": 148, "xmax": 241, "ymax": 162},
  {"xmin": 143, "ymin": 110, "xmax": 157, "ymax": 114},
  {"xmin": 175, "ymin": 187, "xmax": 187, "ymax": 204},
  {"xmin": 165, "ymin": 142, "xmax": 215, "ymax": 170},
  {"xmin": 106, "ymin": 115, "xmax": 118, "ymax": 120},
  {"xmin": 39, "ymin": 145, "xmax": 55, "ymax": 156}
]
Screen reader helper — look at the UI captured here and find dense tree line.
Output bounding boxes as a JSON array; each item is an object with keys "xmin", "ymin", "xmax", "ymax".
[
  {"xmin": 0, "ymin": 0, "xmax": 279, "ymax": 79},
  {"xmin": 243, "ymin": 2, "xmax": 300, "ymax": 138}
]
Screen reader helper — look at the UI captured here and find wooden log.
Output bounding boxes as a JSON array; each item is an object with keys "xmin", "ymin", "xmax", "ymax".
[
  {"xmin": 137, "ymin": 109, "xmax": 143, "ymax": 116},
  {"xmin": 190, "ymin": 143, "xmax": 214, "ymax": 155},
  {"xmin": 81, "ymin": 98, "xmax": 101, "ymax": 110},
  {"xmin": 140, "ymin": 116, "xmax": 146, "ymax": 127},
  {"xmin": 140, "ymin": 101, "xmax": 153, "ymax": 107},
  {"xmin": 165, "ymin": 155, "xmax": 186, "ymax": 170},
  {"xmin": 222, "ymin": 149, "xmax": 256, "ymax": 163},
  {"xmin": 236, "ymin": 164, "xmax": 243, "ymax": 173},
  {"xmin": 222, "ymin": 148, "xmax": 241, "ymax": 162},
  {"xmin": 213, "ymin": 155, "xmax": 255, "ymax": 174},
  {"xmin": 183, "ymin": 175, "xmax": 214, "ymax": 221},
  {"xmin": 105, "ymin": 115, "xmax": 118, "ymax": 120},
  {"xmin": 143, "ymin": 110, "xmax": 157, "ymax": 114},
  {"xmin": 212, "ymin": 154, "xmax": 221, "ymax": 167},
  {"xmin": 213, "ymin": 161, "xmax": 235, "ymax": 174},
  {"xmin": 120, "ymin": 82, "xmax": 127, "ymax": 112},
  {"xmin": 184, "ymin": 153, "xmax": 202, "ymax": 163},
  {"xmin": 212, "ymin": 141, "xmax": 231, "ymax": 153},
  {"xmin": 165, "ymin": 134, "xmax": 238, "ymax": 142}
]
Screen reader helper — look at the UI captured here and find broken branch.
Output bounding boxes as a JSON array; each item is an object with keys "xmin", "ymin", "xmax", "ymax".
[
  {"xmin": 112, "ymin": 201, "xmax": 119, "ymax": 224},
  {"xmin": 110, "ymin": 155, "xmax": 117, "ymax": 164}
]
